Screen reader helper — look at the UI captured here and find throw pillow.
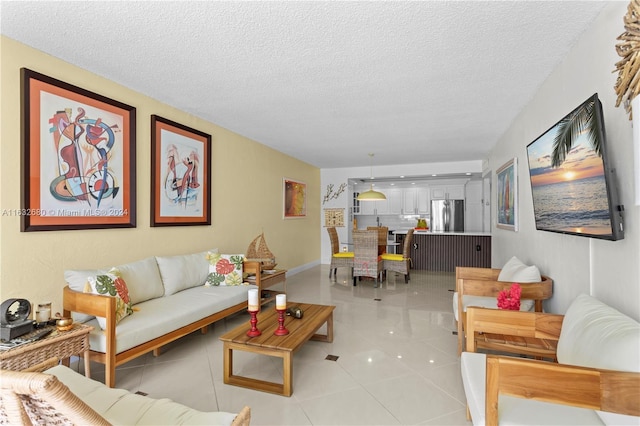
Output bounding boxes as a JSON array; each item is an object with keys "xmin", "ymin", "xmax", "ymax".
[
  {"xmin": 85, "ymin": 267, "xmax": 134, "ymax": 330},
  {"xmin": 497, "ymin": 256, "xmax": 541, "ymax": 283},
  {"xmin": 206, "ymin": 253, "xmax": 245, "ymax": 286}
]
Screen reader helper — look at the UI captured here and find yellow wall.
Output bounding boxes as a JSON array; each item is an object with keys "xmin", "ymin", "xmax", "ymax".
[{"xmin": 0, "ymin": 36, "xmax": 320, "ymax": 316}]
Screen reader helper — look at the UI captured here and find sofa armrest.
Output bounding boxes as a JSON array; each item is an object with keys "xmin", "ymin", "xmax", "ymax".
[
  {"xmin": 485, "ymin": 355, "xmax": 640, "ymax": 424},
  {"xmin": 465, "ymin": 307, "xmax": 563, "ymax": 360},
  {"xmin": 62, "ymin": 285, "xmax": 117, "ymax": 383},
  {"xmin": 62, "ymin": 285, "xmax": 116, "ymax": 319}
]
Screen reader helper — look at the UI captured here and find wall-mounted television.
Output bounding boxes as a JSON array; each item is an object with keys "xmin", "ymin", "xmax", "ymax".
[{"xmin": 525, "ymin": 93, "xmax": 624, "ymax": 241}]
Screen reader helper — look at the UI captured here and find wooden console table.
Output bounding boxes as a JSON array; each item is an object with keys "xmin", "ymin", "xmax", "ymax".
[
  {"xmin": 243, "ymin": 261, "xmax": 287, "ymax": 306},
  {"xmin": 0, "ymin": 323, "xmax": 92, "ymax": 376}
]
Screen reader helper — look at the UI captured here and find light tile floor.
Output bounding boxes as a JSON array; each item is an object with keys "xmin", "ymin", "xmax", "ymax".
[{"xmin": 71, "ymin": 266, "xmax": 472, "ymax": 425}]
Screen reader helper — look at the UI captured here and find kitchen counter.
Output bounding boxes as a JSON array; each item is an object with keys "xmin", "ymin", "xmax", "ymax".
[
  {"xmin": 393, "ymin": 229, "xmax": 491, "ymax": 236},
  {"xmin": 392, "ymin": 231, "xmax": 492, "ymax": 271}
]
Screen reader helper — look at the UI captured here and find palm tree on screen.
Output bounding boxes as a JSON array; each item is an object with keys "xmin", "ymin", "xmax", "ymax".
[{"xmin": 551, "ymin": 98, "xmax": 601, "ymax": 167}]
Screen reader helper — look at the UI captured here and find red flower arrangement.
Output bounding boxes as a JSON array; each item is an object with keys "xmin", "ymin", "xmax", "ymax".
[{"xmin": 497, "ymin": 283, "xmax": 522, "ymax": 310}]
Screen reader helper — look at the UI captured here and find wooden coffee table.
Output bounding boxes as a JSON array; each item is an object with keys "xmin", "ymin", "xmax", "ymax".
[{"xmin": 220, "ymin": 302, "xmax": 335, "ymax": 396}]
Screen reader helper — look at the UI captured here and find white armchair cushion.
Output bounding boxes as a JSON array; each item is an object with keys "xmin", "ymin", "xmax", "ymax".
[
  {"xmin": 557, "ymin": 294, "xmax": 640, "ymax": 426},
  {"xmin": 461, "ymin": 352, "xmax": 604, "ymax": 425},
  {"xmin": 46, "ymin": 364, "xmax": 239, "ymax": 425},
  {"xmin": 497, "ymin": 256, "xmax": 542, "ymax": 283}
]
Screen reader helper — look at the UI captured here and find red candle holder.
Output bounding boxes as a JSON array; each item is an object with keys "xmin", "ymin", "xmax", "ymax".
[
  {"xmin": 246, "ymin": 310, "xmax": 261, "ymax": 337},
  {"xmin": 274, "ymin": 308, "xmax": 289, "ymax": 336}
]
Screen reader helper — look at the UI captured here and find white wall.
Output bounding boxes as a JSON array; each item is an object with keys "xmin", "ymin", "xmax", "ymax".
[
  {"xmin": 320, "ymin": 160, "xmax": 482, "ymax": 264},
  {"xmin": 489, "ymin": 2, "xmax": 640, "ymax": 320}
]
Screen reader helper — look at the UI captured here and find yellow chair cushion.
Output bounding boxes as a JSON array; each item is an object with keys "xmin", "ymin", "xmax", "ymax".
[
  {"xmin": 333, "ymin": 252, "xmax": 354, "ymax": 258},
  {"xmin": 380, "ymin": 253, "xmax": 407, "ymax": 261}
]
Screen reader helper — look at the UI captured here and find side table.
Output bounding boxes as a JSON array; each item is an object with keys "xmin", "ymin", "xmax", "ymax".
[{"xmin": 0, "ymin": 323, "xmax": 92, "ymax": 376}]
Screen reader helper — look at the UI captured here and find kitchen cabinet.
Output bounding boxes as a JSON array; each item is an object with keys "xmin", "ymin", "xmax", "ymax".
[
  {"xmin": 385, "ymin": 188, "xmax": 403, "ymax": 214},
  {"xmin": 430, "ymin": 184, "xmax": 465, "ymax": 200},
  {"xmin": 409, "ymin": 234, "xmax": 491, "ymax": 271},
  {"xmin": 403, "ymin": 187, "xmax": 430, "ymax": 214}
]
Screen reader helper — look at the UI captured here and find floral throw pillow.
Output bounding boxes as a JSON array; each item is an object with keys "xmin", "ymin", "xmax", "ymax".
[
  {"xmin": 206, "ymin": 253, "xmax": 245, "ymax": 286},
  {"xmin": 85, "ymin": 267, "xmax": 134, "ymax": 329}
]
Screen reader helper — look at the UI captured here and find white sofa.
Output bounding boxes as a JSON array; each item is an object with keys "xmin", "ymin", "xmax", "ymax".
[
  {"xmin": 461, "ymin": 294, "xmax": 640, "ymax": 425},
  {"xmin": 63, "ymin": 250, "xmax": 258, "ymax": 387}
]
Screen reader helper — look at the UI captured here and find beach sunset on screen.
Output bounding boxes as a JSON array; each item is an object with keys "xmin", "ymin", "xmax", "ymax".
[{"xmin": 528, "ymin": 129, "xmax": 604, "ymax": 187}]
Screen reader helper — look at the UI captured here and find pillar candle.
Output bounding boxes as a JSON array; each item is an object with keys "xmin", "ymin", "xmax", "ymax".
[
  {"xmin": 248, "ymin": 289, "xmax": 259, "ymax": 311},
  {"xmin": 276, "ymin": 294, "xmax": 286, "ymax": 310}
]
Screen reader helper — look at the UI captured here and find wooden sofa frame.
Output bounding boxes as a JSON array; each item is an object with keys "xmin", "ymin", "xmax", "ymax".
[
  {"xmin": 63, "ymin": 286, "xmax": 248, "ymax": 388},
  {"xmin": 455, "ymin": 266, "xmax": 553, "ymax": 355},
  {"xmin": 464, "ymin": 306, "xmax": 640, "ymax": 423}
]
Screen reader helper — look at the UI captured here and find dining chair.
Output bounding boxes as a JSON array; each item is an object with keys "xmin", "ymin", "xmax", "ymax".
[
  {"xmin": 366, "ymin": 226, "xmax": 389, "ymax": 255},
  {"xmin": 352, "ymin": 230, "xmax": 383, "ymax": 287},
  {"xmin": 381, "ymin": 229, "xmax": 414, "ymax": 283},
  {"xmin": 327, "ymin": 227, "xmax": 354, "ymax": 279}
]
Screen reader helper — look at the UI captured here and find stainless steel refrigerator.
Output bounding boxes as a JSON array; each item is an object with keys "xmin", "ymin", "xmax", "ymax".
[{"xmin": 430, "ymin": 199, "xmax": 465, "ymax": 232}]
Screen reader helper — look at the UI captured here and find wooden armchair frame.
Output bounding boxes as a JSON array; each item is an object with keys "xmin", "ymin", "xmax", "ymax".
[
  {"xmin": 455, "ymin": 266, "xmax": 553, "ymax": 355},
  {"xmin": 465, "ymin": 307, "xmax": 640, "ymax": 424}
]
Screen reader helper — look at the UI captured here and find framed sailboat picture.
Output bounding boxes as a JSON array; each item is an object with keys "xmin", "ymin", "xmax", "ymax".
[{"xmin": 496, "ymin": 157, "xmax": 518, "ymax": 231}]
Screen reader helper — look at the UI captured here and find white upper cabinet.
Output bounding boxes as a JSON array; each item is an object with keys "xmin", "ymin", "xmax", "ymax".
[
  {"xmin": 403, "ymin": 187, "xmax": 418, "ymax": 214},
  {"xmin": 416, "ymin": 187, "xmax": 430, "ymax": 214},
  {"xmin": 430, "ymin": 184, "xmax": 465, "ymax": 200},
  {"xmin": 385, "ymin": 188, "xmax": 403, "ymax": 214}
]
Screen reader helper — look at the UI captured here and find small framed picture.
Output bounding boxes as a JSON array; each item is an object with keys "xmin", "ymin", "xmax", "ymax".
[
  {"xmin": 151, "ymin": 115, "xmax": 211, "ymax": 226},
  {"xmin": 496, "ymin": 157, "xmax": 518, "ymax": 231},
  {"xmin": 283, "ymin": 178, "xmax": 306, "ymax": 219}
]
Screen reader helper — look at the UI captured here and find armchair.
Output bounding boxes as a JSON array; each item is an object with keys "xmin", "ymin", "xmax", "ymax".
[
  {"xmin": 461, "ymin": 295, "xmax": 640, "ymax": 425},
  {"xmin": 455, "ymin": 265, "xmax": 553, "ymax": 355},
  {"xmin": 0, "ymin": 357, "xmax": 251, "ymax": 425}
]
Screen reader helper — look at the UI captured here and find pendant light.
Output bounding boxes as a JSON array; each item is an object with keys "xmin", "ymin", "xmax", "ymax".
[{"xmin": 357, "ymin": 153, "xmax": 387, "ymax": 201}]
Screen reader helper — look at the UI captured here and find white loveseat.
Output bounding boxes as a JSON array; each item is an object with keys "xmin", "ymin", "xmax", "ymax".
[
  {"xmin": 63, "ymin": 250, "xmax": 258, "ymax": 387},
  {"xmin": 461, "ymin": 294, "xmax": 640, "ymax": 425}
]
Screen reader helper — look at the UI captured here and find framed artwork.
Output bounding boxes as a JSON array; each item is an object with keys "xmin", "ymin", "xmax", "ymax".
[
  {"xmin": 496, "ymin": 157, "xmax": 518, "ymax": 231},
  {"xmin": 20, "ymin": 68, "xmax": 136, "ymax": 232},
  {"xmin": 151, "ymin": 115, "xmax": 211, "ymax": 226},
  {"xmin": 283, "ymin": 178, "xmax": 306, "ymax": 218},
  {"xmin": 324, "ymin": 208, "xmax": 345, "ymax": 227}
]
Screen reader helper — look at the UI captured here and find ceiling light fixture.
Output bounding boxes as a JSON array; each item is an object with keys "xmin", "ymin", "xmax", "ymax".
[{"xmin": 357, "ymin": 153, "xmax": 387, "ymax": 201}]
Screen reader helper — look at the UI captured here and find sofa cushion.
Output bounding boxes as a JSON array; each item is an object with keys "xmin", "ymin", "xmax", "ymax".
[
  {"xmin": 461, "ymin": 352, "xmax": 604, "ymax": 425},
  {"xmin": 86, "ymin": 268, "xmax": 134, "ymax": 330},
  {"xmin": 452, "ymin": 292, "xmax": 535, "ymax": 322},
  {"xmin": 45, "ymin": 365, "xmax": 240, "ymax": 425},
  {"xmin": 497, "ymin": 256, "xmax": 542, "ymax": 283},
  {"xmin": 156, "ymin": 250, "xmax": 215, "ymax": 296},
  {"xmin": 557, "ymin": 294, "xmax": 640, "ymax": 425},
  {"xmin": 113, "ymin": 257, "xmax": 164, "ymax": 305},
  {"xmin": 86, "ymin": 284, "xmax": 257, "ymax": 354},
  {"xmin": 206, "ymin": 253, "xmax": 244, "ymax": 286}
]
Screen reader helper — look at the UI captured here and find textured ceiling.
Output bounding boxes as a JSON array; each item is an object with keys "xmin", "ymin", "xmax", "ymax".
[{"xmin": 1, "ymin": 1, "xmax": 608, "ymax": 169}]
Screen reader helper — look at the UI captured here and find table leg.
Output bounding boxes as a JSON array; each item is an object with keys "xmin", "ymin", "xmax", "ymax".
[
  {"xmin": 282, "ymin": 351, "xmax": 293, "ymax": 397},
  {"xmin": 310, "ymin": 312, "xmax": 334, "ymax": 343},
  {"xmin": 223, "ymin": 342, "xmax": 233, "ymax": 384}
]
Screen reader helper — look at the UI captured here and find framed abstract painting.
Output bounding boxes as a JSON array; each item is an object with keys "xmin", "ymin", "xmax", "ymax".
[
  {"xmin": 20, "ymin": 68, "xmax": 136, "ymax": 231},
  {"xmin": 496, "ymin": 157, "xmax": 518, "ymax": 231},
  {"xmin": 283, "ymin": 178, "xmax": 306, "ymax": 218},
  {"xmin": 150, "ymin": 115, "xmax": 211, "ymax": 226}
]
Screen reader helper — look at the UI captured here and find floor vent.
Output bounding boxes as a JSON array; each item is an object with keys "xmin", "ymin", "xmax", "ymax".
[
  {"xmin": 374, "ymin": 298, "xmax": 382, "ymax": 301},
  {"xmin": 325, "ymin": 355, "xmax": 339, "ymax": 361},
  {"xmin": 135, "ymin": 391, "xmax": 148, "ymax": 396}
]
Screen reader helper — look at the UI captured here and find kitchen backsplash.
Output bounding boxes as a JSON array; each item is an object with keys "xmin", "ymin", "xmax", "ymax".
[{"xmin": 355, "ymin": 214, "xmax": 429, "ymax": 231}]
